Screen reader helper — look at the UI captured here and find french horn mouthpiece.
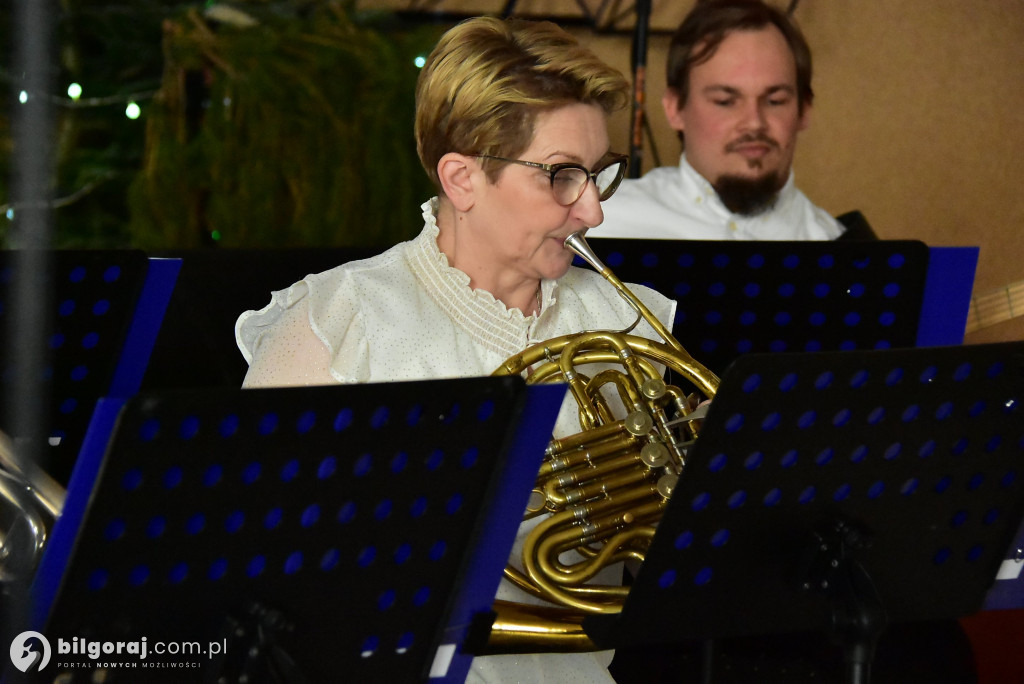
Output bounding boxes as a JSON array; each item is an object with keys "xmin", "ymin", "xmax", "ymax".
[{"xmin": 563, "ymin": 231, "xmax": 608, "ymax": 275}]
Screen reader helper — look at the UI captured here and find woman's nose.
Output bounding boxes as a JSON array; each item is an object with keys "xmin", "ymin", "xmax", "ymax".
[{"xmin": 572, "ymin": 179, "xmax": 604, "ymax": 227}]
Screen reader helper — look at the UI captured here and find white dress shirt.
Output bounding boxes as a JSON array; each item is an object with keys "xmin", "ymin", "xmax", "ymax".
[{"xmin": 593, "ymin": 153, "xmax": 844, "ymax": 241}]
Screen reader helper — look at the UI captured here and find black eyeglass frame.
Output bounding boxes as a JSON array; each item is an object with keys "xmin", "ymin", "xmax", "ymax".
[{"xmin": 473, "ymin": 153, "xmax": 629, "ymax": 205}]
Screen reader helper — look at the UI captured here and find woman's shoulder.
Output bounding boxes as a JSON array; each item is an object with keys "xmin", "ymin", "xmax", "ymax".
[
  {"xmin": 558, "ymin": 266, "xmax": 670, "ymax": 307},
  {"xmin": 314, "ymin": 240, "xmax": 405, "ymax": 275},
  {"xmin": 244, "ymin": 240, "xmax": 412, "ymax": 327},
  {"xmin": 302, "ymin": 240, "xmax": 412, "ymax": 291},
  {"xmin": 558, "ymin": 266, "xmax": 608, "ymax": 297},
  {"xmin": 553, "ymin": 266, "xmax": 674, "ymax": 337}
]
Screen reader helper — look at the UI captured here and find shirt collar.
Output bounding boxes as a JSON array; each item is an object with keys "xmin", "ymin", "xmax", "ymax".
[{"xmin": 407, "ymin": 198, "xmax": 557, "ymax": 357}]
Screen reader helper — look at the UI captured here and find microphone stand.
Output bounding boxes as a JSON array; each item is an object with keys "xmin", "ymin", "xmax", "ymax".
[{"xmin": 628, "ymin": 0, "xmax": 652, "ymax": 178}]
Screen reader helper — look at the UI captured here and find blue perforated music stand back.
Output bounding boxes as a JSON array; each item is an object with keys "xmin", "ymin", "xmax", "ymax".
[
  {"xmin": 584, "ymin": 341, "xmax": 1024, "ymax": 650},
  {"xmin": 585, "ymin": 239, "xmax": 976, "ymax": 378},
  {"xmin": 0, "ymin": 251, "xmax": 179, "ymax": 485},
  {"xmin": 33, "ymin": 377, "xmax": 562, "ymax": 683}
]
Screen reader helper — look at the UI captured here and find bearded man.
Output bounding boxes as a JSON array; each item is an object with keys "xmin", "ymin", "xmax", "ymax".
[{"xmin": 597, "ymin": 0, "xmax": 859, "ymax": 241}]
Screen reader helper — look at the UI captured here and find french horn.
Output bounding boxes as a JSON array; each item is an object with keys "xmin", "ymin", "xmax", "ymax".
[
  {"xmin": 486, "ymin": 231, "xmax": 720, "ymax": 652},
  {"xmin": 0, "ymin": 431, "xmax": 65, "ymax": 584}
]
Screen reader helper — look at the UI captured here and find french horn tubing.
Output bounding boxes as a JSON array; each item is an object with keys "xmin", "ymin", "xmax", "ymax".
[
  {"xmin": 0, "ymin": 430, "xmax": 65, "ymax": 584},
  {"xmin": 486, "ymin": 231, "xmax": 720, "ymax": 653}
]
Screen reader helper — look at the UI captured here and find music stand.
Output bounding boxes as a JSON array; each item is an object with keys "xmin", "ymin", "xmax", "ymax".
[
  {"xmin": 0, "ymin": 250, "xmax": 179, "ymax": 485},
  {"xmin": 31, "ymin": 377, "xmax": 565, "ymax": 684},
  {"xmin": 584, "ymin": 341, "xmax": 1024, "ymax": 684},
  {"xmin": 584, "ymin": 239, "xmax": 977, "ymax": 377}
]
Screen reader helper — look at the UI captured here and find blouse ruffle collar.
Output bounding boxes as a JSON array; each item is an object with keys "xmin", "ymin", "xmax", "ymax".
[{"xmin": 406, "ymin": 198, "xmax": 554, "ymax": 357}]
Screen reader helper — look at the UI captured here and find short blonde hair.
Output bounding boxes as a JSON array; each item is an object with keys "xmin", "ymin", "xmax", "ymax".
[{"xmin": 415, "ymin": 16, "xmax": 629, "ymax": 190}]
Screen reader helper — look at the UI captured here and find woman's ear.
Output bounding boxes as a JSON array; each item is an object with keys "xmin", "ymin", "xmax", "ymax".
[{"xmin": 437, "ymin": 153, "xmax": 478, "ymax": 212}]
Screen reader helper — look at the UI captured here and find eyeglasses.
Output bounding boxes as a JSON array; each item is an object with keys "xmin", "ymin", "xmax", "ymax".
[{"xmin": 474, "ymin": 153, "xmax": 629, "ymax": 206}]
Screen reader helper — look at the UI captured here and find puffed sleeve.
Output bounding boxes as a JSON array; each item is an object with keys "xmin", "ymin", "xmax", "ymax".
[{"xmin": 235, "ymin": 269, "xmax": 370, "ymax": 387}]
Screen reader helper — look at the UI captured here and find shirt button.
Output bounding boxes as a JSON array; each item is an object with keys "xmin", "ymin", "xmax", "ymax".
[{"xmin": 728, "ymin": 221, "xmax": 738, "ymax": 231}]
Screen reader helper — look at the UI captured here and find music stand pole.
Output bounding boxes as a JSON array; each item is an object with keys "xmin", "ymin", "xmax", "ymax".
[{"xmin": 806, "ymin": 520, "xmax": 888, "ymax": 684}]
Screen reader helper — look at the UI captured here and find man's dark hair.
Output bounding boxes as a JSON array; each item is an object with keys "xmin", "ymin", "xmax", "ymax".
[{"xmin": 666, "ymin": 0, "xmax": 814, "ymax": 113}]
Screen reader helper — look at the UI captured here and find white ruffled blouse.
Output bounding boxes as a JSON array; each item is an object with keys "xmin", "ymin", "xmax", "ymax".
[{"xmin": 237, "ymin": 199, "xmax": 675, "ymax": 392}]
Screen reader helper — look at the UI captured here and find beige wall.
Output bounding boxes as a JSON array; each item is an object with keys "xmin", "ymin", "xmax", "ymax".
[{"xmin": 365, "ymin": 0, "xmax": 1024, "ymax": 342}]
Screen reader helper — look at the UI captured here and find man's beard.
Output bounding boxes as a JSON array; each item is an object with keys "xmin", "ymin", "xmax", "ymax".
[
  {"xmin": 713, "ymin": 171, "xmax": 785, "ymax": 216},
  {"xmin": 710, "ymin": 132, "xmax": 787, "ymax": 216}
]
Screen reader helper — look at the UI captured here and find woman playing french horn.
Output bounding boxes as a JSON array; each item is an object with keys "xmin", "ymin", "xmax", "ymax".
[{"xmin": 236, "ymin": 16, "xmax": 681, "ymax": 683}]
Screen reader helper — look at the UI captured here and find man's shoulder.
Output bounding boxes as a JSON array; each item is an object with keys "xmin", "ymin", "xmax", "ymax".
[
  {"xmin": 777, "ymin": 184, "xmax": 846, "ymax": 240},
  {"xmin": 594, "ymin": 164, "xmax": 716, "ymax": 239},
  {"xmin": 618, "ymin": 165, "xmax": 683, "ymax": 197}
]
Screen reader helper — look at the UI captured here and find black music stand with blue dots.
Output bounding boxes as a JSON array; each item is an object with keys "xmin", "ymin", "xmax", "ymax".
[
  {"xmin": 585, "ymin": 238, "xmax": 977, "ymax": 378},
  {"xmin": 0, "ymin": 250, "xmax": 180, "ymax": 486},
  {"xmin": 584, "ymin": 340, "xmax": 1024, "ymax": 684},
  {"xmin": 31, "ymin": 377, "xmax": 565, "ymax": 684}
]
